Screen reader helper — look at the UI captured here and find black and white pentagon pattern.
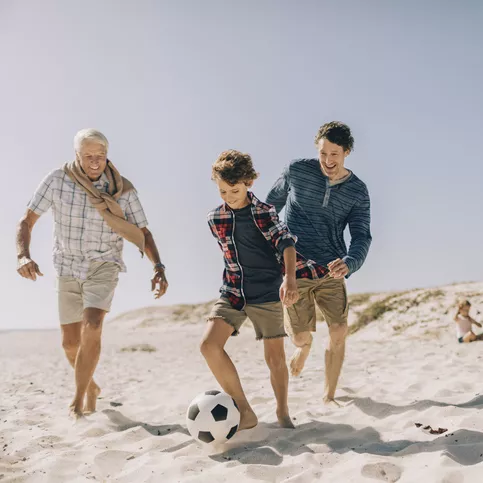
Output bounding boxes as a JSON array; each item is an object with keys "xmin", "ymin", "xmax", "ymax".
[
  {"xmin": 205, "ymin": 390, "xmax": 221, "ymax": 396},
  {"xmin": 186, "ymin": 390, "xmax": 241, "ymax": 445},
  {"xmin": 211, "ymin": 404, "xmax": 228, "ymax": 422},
  {"xmin": 198, "ymin": 431, "xmax": 215, "ymax": 444},
  {"xmin": 187, "ymin": 403, "xmax": 200, "ymax": 421},
  {"xmin": 226, "ymin": 425, "xmax": 238, "ymax": 440}
]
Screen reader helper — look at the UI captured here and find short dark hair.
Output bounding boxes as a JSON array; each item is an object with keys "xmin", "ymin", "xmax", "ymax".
[
  {"xmin": 211, "ymin": 150, "xmax": 259, "ymax": 185},
  {"xmin": 314, "ymin": 121, "xmax": 354, "ymax": 152}
]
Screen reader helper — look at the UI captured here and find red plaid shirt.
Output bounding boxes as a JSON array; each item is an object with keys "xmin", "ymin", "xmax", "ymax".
[{"xmin": 208, "ymin": 192, "xmax": 328, "ymax": 310}]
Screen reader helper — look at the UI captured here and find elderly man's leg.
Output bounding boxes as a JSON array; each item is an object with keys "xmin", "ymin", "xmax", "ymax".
[
  {"xmin": 61, "ymin": 323, "xmax": 101, "ymax": 413},
  {"xmin": 70, "ymin": 308, "xmax": 105, "ymax": 418}
]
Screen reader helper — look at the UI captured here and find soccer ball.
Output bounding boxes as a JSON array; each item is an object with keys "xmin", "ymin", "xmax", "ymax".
[{"xmin": 186, "ymin": 390, "xmax": 240, "ymax": 445}]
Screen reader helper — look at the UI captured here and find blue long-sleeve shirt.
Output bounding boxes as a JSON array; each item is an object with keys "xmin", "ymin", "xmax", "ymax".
[{"xmin": 266, "ymin": 158, "xmax": 372, "ymax": 276}]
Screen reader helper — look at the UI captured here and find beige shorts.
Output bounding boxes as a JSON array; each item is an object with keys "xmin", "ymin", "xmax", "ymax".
[
  {"xmin": 56, "ymin": 262, "xmax": 120, "ymax": 325},
  {"xmin": 208, "ymin": 298, "xmax": 287, "ymax": 340},
  {"xmin": 285, "ymin": 276, "xmax": 349, "ymax": 335}
]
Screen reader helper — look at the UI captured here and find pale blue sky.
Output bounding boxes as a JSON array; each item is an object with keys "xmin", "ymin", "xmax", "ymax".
[{"xmin": 1, "ymin": 1, "xmax": 482, "ymax": 330}]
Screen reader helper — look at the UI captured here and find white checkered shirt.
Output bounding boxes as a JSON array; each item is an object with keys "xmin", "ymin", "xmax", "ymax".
[{"xmin": 28, "ymin": 169, "xmax": 148, "ymax": 279}]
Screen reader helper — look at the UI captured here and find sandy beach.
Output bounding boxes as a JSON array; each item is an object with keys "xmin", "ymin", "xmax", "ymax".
[{"xmin": 2, "ymin": 282, "xmax": 483, "ymax": 482}]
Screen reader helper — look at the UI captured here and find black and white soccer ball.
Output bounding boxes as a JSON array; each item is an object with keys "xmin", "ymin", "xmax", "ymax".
[{"xmin": 186, "ymin": 390, "xmax": 240, "ymax": 445}]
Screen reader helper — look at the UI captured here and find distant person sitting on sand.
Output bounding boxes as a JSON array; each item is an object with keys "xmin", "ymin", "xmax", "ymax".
[
  {"xmin": 201, "ymin": 150, "xmax": 325, "ymax": 431},
  {"xmin": 454, "ymin": 300, "xmax": 482, "ymax": 343}
]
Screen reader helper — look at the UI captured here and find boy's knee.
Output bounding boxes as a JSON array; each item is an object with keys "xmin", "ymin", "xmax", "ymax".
[
  {"xmin": 265, "ymin": 352, "xmax": 286, "ymax": 371},
  {"xmin": 200, "ymin": 338, "xmax": 220, "ymax": 357}
]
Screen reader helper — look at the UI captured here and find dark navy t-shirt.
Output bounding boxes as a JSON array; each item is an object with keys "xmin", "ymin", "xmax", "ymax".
[{"xmin": 232, "ymin": 204, "xmax": 294, "ymax": 304}]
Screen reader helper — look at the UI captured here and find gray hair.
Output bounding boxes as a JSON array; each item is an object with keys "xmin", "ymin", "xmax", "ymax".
[{"xmin": 74, "ymin": 128, "xmax": 109, "ymax": 153}]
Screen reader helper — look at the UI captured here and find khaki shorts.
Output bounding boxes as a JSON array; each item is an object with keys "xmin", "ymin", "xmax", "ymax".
[
  {"xmin": 285, "ymin": 276, "xmax": 349, "ymax": 335},
  {"xmin": 208, "ymin": 298, "xmax": 286, "ymax": 340},
  {"xmin": 56, "ymin": 262, "xmax": 120, "ymax": 325}
]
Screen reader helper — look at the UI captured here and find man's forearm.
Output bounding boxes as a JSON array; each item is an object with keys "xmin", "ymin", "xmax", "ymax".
[
  {"xmin": 16, "ymin": 219, "xmax": 32, "ymax": 260},
  {"xmin": 143, "ymin": 229, "xmax": 162, "ymax": 266},
  {"xmin": 283, "ymin": 246, "xmax": 297, "ymax": 278}
]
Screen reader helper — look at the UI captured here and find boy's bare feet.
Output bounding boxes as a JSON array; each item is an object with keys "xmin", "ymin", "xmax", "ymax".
[
  {"xmin": 238, "ymin": 409, "xmax": 258, "ymax": 431},
  {"xmin": 323, "ymin": 396, "xmax": 341, "ymax": 407},
  {"xmin": 277, "ymin": 410, "xmax": 295, "ymax": 429},
  {"xmin": 289, "ymin": 346, "xmax": 310, "ymax": 377}
]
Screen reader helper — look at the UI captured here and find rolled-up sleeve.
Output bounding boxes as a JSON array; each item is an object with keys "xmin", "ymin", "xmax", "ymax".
[{"xmin": 27, "ymin": 172, "xmax": 55, "ymax": 215}]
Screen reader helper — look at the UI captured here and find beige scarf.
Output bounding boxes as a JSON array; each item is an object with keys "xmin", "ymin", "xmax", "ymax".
[{"xmin": 63, "ymin": 159, "xmax": 145, "ymax": 253}]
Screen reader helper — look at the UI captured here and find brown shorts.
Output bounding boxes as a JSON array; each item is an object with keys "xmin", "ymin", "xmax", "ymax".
[
  {"xmin": 208, "ymin": 298, "xmax": 287, "ymax": 340},
  {"xmin": 285, "ymin": 276, "xmax": 349, "ymax": 335}
]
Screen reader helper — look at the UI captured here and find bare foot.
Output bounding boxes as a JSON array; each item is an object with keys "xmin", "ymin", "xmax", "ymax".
[
  {"xmin": 277, "ymin": 412, "xmax": 295, "ymax": 429},
  {"xmin": 69, "ymin": 404, "xmax": 84, "ymax": 420},
  {"xmin": 84, "ymin": 383, "xmax": 101, "ymax": 415},
  {"xmin": 289, "ymin": 346, "xmax": 310, "ymax": 377},
  {"xmin": 238, "ymin": 409, "xmax": 258, "ymax": 431},
  {"xmin": 323, "ymin": 396, "xmax": 341, "ymax": 407}
]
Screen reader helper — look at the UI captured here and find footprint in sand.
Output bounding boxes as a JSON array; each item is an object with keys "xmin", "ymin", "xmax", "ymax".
[
  {"xmin": 94, "ymin": 450, "xmax": 133, "ymax": 476},
  {"xmin": 361, "ymin": 462, "xmax": 402, "ymax": 482},
  {"xmin": 441, "ymin": 472, "xmax": 464, "ymax": 483}
]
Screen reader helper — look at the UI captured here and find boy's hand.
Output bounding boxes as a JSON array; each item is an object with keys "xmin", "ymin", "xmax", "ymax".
[
  {"xmin": 151, "ymin": 267, "xmax": 168, "ymax": 299},
  {"xmin": 328, "ymin": 258, "xmax": 349, "ymax": 279},
  {"xmin": 280, "ymin": 275, "xmax": 299, "ymax": 307}
]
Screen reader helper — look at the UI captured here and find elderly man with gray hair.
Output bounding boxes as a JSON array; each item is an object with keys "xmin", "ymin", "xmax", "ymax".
[{"xmin": 16, "ymin": 128, "xmax": 168, "ymax": 419}]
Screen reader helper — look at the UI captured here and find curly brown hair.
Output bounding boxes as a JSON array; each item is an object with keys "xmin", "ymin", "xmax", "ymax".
[
  {"xmin": 314, "ymin": 121, "xmax": 354, "ymax": 152},
  {"xmin": 211, "ymin": 150, "xmax": 259, "ymax": 185}
]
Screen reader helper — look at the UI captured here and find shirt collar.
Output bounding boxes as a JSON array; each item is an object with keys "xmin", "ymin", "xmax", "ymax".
[
  {"xmin": 93, "ymin": 172, "xmax": 110, "ymax": 188},
  {"xmin": 222, "ymin": 191, "xmax": 259, "ymax": 213}
]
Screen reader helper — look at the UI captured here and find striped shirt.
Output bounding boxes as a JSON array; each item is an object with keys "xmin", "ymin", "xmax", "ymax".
[
  {"xmin": 266, "ymin": 158, "xmax": 372, "ymax": 276},
  {"xmin": 27, "ymin": 169, "xmax": 148, "ymax": 279}
]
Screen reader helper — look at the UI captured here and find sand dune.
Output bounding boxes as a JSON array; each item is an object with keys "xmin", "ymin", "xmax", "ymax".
[{"xmin": 2, "ymin": 282, "xmax": 483, "ymax": 482}]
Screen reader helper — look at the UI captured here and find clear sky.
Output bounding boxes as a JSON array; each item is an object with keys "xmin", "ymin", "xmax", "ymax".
[{"xmin": 1, "ymin": 0, "xmax": 482, "ymax": 330}]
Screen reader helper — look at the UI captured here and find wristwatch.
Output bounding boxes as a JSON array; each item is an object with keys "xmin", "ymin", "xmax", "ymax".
[{"xmin": 154, "ymin": 262, "xmax": 166, "ymax": 271}]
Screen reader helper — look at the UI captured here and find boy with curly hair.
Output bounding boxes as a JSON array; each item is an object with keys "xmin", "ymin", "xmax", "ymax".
[{"xmin": 200, "ymin": 150, "xmax": 327, "ymax": 431}]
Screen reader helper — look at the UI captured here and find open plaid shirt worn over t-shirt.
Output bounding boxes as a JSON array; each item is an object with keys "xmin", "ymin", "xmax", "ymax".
[
  {"xmin": 207, "ymin": 192, "xmax": 328, "ymax": 310},
  {"xmin": 27, "ymin": 169, "xmax": 148, "ymax": 279}
]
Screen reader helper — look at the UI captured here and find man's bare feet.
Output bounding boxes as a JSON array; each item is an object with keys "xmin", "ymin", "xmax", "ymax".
[
  {"xmin": 277, "ymin": 410, "xmax": 295, "ymax": 429},
  {"xmin": 238, "ymin": 409, "xmax": 258, "ymax": 431},
  {"xmin": 84, "ymin": 383, "xmax": 101, "ymax": 415},
  {"xmin": 289, "ymin": 346, "xmax": 310, "ymax": 377}
]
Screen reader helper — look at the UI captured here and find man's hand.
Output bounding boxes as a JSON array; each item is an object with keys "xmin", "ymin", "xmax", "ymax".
[
  {"xmin": 280, "ymin": 275, "xmax": 299, "ymax": 307},
  {"xmin": 151, "ymin": 267, "xmax": 168, "ymax": 299},
  {"xmin": 328, "ymin": 258, "xmax": 349, "ymax": 279},
  {"xmin": 17, "ymin": 257, "xmax": 43, "ymax": 281}
]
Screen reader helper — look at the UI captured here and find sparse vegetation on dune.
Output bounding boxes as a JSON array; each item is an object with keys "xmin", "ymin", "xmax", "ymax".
[
  {"xmin": 110, "ymin": 282, "xmax": 483, "ymax": 338},
  {"xmin": 348, "ymin": 295, "xmax": 396, "ymax": 334}
]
